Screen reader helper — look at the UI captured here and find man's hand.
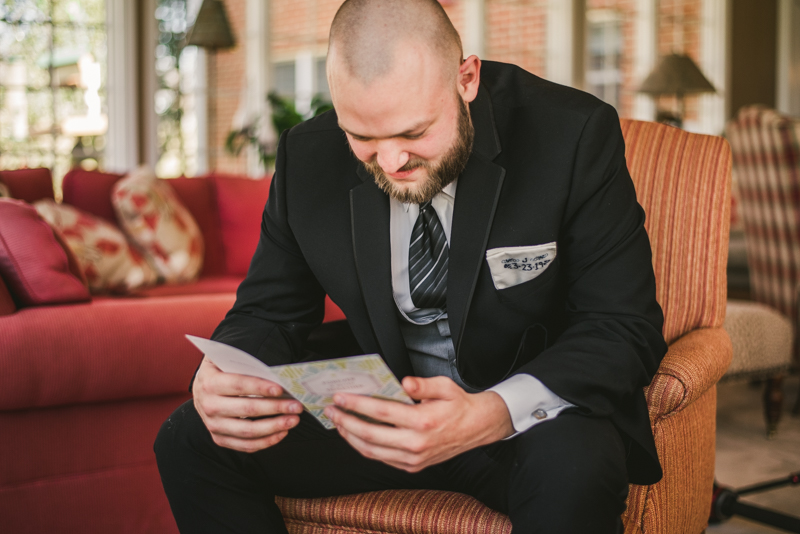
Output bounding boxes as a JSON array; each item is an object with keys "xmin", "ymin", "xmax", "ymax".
[
  {"xmin": 192, "ymin": 357, "xmax": 303, "ymax": 453},
  {"xmin": 323, "ymin": 376, "xmax": 515, "ymax": 472}
]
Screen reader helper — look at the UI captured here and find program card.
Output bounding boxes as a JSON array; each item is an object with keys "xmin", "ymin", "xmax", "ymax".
[{"xmin": 185, "ymin": 335, "xmax": 413, "ymax": 429}]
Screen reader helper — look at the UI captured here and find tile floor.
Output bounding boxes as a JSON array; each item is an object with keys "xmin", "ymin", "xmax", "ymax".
[{"xmin": 706, "ymin": 375, "xmax": 800, "ymax": 533}]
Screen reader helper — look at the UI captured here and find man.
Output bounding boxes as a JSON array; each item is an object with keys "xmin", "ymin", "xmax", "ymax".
[{"xmin": 155, "ymin": 0, "xmax": 667, "ymax": 532}]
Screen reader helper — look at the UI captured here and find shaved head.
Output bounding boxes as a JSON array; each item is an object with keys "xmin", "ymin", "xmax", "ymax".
[
  {"xmin": 326, "ymin": 0, "xmax": 480, "ymax": 205},
  {"xmin": 328, "ymin": 0, "xmax": 463, "ymax": 85}
]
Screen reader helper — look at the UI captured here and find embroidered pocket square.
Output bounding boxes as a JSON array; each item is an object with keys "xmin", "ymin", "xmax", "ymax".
[{"xmin": 485, "ymin": 242, "xmax": 557, "ymax": 290}]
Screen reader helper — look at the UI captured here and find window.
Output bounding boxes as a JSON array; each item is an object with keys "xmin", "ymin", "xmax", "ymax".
[
  {"xmin": 273, "ymin": 61, "xmax": 296, "ymax": 100},
  {"xmin": 0, "ymin": 0, "xmax": 107, "ymax": 192},
  {"xmin": 315, "ymin": 56, "xmax": 329, "ymax": 101},
  {"xmin": 585, "ymin": 9, "xmax": 622, "ymax": 109},
  {"xmin": 154, "ymin": 0, "xmax": 207, "ymax": 178}
]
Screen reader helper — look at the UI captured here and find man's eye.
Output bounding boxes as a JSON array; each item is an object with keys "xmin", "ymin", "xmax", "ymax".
[{"xmin": 402, "ymin": 133, "xmax": 424, "ymax": 140}]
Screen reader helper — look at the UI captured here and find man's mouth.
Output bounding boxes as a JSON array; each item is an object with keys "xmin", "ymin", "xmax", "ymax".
[{"xmin": 387, "ymin": 168, "xmax": 418, "ymax": 180}]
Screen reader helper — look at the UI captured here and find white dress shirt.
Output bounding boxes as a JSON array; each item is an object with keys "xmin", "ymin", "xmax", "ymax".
[{"xmin": 389, "ymin": 179, "xmax": 574, "ymax": 435}]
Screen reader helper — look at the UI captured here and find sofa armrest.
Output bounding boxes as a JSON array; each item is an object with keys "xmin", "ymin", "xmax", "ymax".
[
  {"xmin": 645, "ymin": 327, "xmax": 732, "ymax": 421},
  {"xmin": 0, "ymin": 294, "xmax": 234, "ymax": 410}
]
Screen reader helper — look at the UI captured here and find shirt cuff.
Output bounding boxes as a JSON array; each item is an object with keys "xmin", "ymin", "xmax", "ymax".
[{"xmin": 488, "ymin": 373, "xmax": 575, "ymax": 439}]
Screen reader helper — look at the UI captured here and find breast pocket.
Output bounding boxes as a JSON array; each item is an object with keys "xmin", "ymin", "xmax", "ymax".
[
  {"xmin": 494, "ymin": 255, "xmax": 561, "ymax": 306},
  {"xmin": 485, "ymin": 242, "xmax": 557, "ymax": 290}
]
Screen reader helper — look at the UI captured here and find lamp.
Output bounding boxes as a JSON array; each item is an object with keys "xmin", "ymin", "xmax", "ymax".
[
  {"xmin": 186, "ymin": 0, "xmax": 236, "ymax": 50},
  {"xmin": 638, "ymin": 53, "xmax": 716, "ymax": 128}
]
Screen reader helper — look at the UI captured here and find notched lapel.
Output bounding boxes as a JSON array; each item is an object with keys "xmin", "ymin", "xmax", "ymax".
[
  {"xmin": 350, "ymin": 177, "xmax": 413, "ymax": 379},
  {"xmin": 448, "ymin": 153, "xmax": 505, "ymax": 354}
]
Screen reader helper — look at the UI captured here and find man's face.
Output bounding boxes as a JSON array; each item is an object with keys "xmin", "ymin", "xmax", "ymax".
[{"xmin": 329, "ymin": 44, "xmax": 475, "ymax": 204}]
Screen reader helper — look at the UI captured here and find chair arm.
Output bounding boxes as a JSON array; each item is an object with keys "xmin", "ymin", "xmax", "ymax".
[{"xmin": 645, "ymin": 327, "xmax": 732, "ymax": 421}]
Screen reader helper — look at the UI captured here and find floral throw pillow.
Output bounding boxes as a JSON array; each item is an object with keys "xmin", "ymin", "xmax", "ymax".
[
  {"xmin": 33, "ymin": 199, "xmax": 159, "ymax": 293},
  {"xmin": 112, "ymin": 166, "xmax": 204, "ymax": 283}
]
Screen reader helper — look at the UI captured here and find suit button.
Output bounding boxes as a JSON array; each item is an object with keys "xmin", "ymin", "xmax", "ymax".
[{"xmin": 533, "ymin": 409, "xmax": 548, "ymax": 420}]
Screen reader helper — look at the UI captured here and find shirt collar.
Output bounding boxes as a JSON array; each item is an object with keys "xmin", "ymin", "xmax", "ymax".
[{"xmin": 402, "ymin": 179, "xmax": 458, "ymax": 212}]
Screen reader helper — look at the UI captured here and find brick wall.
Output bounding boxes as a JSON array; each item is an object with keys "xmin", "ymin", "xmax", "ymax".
[{"xmin": 485, "ymin": 0, "xmax": 548, "ymax": 77}]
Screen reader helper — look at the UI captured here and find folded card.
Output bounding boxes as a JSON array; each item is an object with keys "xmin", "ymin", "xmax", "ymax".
[{"xmin": 186, "ymin": 335, "xmax": 413, "ymax": 429}]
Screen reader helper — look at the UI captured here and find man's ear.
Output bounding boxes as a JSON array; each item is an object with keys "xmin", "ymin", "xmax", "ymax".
[{"xmin": 458, "ymin": 55, "xmax": 481, "ymax": 103}]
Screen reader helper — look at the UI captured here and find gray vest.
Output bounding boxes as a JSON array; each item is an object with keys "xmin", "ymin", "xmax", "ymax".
[{"xmin": 397, "ymin": 309, "xmax": 479, "ymax": 393}]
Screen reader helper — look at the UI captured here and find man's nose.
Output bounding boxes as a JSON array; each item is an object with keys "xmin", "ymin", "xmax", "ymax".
[{"xmin": 375, "ymin": 142, "xmax": 410, "ymax": 174}]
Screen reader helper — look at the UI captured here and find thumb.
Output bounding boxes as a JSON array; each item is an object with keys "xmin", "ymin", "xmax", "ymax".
[{"xmin": 402, "ymin": 376, "xmax": 457, "ymax": 401}]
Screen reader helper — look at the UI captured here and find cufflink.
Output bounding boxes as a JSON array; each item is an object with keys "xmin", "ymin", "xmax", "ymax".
[{"xmin": 533, "ymin": 409, "xmax": 548, "ymax": 420}]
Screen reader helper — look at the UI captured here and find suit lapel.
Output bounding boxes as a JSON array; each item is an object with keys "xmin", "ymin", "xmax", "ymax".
[
  {"xmin": 448, "ymin": 83, "xmax": 505, "ymax": 353},
  {"xmin": 350, "ymin": 168, "xmax": 413, "ymax": 379},
  {"xmin": 448, "ymin": 155, "xmax": 505, "ymax": 353}
]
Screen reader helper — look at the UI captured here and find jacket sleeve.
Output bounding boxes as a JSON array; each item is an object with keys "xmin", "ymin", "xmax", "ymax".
[
  {"xmin": 210, "ymin": 129, "xmax": 326, "ymax": 365},
  {"xmin": 516, "ymin": 103, "xmax": 667, "ymax": 418}
]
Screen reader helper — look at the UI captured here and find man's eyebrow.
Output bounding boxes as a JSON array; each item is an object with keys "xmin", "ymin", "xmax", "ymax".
[{"xmin": 338, "ymin": 121, "xmax": 431, "ymax": 140}]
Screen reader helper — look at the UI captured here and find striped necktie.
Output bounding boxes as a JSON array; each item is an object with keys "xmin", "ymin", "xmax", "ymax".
[{"xmin": 409, "ymin": 201, "xmax": 448, "ymax": 309}]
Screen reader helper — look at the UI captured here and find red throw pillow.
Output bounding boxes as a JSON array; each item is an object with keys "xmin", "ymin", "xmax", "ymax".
[
  {"xmin": 0, "ymin": 199, "xmax": 90, "ymax": 307},
  {"xmin": 212, "ymin": 175, "xmax": 271, "ymax": 276},
  {"xmin": 62, "ymin": 169, "xmax": 124, "ymax": 224},
  {"xmin": 0, "ymin": 168, "xmax": 55, "ymax": 203}
]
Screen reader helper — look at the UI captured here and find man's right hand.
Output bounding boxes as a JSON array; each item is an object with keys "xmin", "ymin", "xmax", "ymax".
[{"xmin": 192, "ymin": 357, "xmax": 303, "ymax": 453}]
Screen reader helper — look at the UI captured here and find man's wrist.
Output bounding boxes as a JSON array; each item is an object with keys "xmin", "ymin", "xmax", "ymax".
[{"xmin": 478, "ymin": 390, "xmax": 515, "ymax": 443}]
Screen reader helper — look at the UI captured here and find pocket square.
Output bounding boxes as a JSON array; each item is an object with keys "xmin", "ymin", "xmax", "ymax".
[{"xmin": 485, "ymin": 242, "xmax": 557, "ymax": 290}]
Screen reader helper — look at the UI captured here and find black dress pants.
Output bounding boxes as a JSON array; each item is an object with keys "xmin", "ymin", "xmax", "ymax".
[{"xmin": 155, "ymin": 401, "xmax": 629, "ymax": 533}]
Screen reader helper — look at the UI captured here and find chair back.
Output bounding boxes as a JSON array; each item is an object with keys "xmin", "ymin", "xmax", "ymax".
[
  {"xmin": 726, "ymin": 106, "xmax": 800, "ymax": 322},
  {"xmin": 620, "ymin": 119, "xmax": 731, "ymax": 344}
]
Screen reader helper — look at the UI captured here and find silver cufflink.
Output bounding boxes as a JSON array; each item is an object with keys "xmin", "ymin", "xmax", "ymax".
[{"xmin": 533, "ymin": 409, "xmax": 548, "ymax": 420}]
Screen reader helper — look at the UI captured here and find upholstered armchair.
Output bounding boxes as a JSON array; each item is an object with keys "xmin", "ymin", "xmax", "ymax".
[
  {"xmin": 275, "ymin": 119, "xmax": 733, "ymax": 534},
  {"xmin": 726, "ymin": 105, "xmax": 800, "ymax": 419}
]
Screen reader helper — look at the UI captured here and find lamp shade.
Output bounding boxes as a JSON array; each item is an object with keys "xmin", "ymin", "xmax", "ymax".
[
  {"xmin": 638, "ymin": 53, "xmax": 716, "ymax": 96},
  {"xmin": 186, "ymin": 0, "xmax": 236, "ymax": 49}
]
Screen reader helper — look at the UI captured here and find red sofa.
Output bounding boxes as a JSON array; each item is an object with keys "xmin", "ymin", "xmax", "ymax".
[{"xmin": 0, "ymin": 168, "xmax": 345, "ymax": 533}]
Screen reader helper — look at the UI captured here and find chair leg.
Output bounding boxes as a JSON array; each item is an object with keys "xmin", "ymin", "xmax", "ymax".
[{"xmin": 764, "ymin": 376, "xmax": 784, "ymax": 439}]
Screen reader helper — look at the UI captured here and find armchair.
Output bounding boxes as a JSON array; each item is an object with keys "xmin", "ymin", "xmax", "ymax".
[{"xmin": 273, "ymin": 119, "xmax": 733, "ymax": 534}]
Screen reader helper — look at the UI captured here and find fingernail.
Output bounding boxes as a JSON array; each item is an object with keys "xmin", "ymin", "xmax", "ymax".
[
  {"xmin": 289, "ymin": 403, "xmax": 301, "ymax": 413},
  {"xmin": 333, "ymin": 394, "xmax": 344, "ymax": 405},
  {"xmin": 270, "ymin": 387, "xmax": 281, "ymax": 396}
]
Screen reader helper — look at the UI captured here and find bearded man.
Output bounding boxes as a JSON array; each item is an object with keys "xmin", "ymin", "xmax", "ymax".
[{"xmin": 155, "ymin": 0, "xmax": 667, "ymax": 532}]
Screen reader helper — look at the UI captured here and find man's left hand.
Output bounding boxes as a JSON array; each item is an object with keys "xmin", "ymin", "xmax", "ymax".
[{"xmin": 323, "ymin": 376, "xmax": 515, "ymax": 472}]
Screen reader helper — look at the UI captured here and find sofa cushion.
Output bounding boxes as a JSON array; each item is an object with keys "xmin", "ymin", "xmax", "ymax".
[
  {"xmin": 62, "ymin": 169, "xmax": 124, "ymax": 224},
  {"xmin": 0, "ymin": 199, "xmax": 91, "ymax": 307},
  {"xmin": 168, "ymin": 177, "xmax": 227, "ymax": 276},
  {"xmin": 0, "ymin": 181, "xmax": 10, "ymax": 198},
  {"xmin": 34, "ymin": 200, "xmax": 159, "ymax": 293},
  {"xmin": 213, "ymin": 174, "xmax": 271, "ymax": 276},
  {"xmin": 113, "ymin": 167, "xmax": 204, "ymax": 283},
  {"xmin": 0, "ymin": 168, "xmax": 55, "ymax": 203},
  {"xmin": 0, "ymin": 294, "xmax": 235, "ymax": 410}
]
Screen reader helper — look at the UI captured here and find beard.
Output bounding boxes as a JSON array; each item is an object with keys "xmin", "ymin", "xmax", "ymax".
[{"xmin": 363, "ymin": 96, "xmax": 474, "ymax": 204}]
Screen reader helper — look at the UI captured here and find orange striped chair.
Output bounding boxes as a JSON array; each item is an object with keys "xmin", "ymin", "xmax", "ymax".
[{"xmin": 275, "ymin": 119, "xmax": 733, "ymax": 534}]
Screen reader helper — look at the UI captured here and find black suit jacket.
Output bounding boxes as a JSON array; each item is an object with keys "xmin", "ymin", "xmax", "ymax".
[{"xmin": 211, "ymin": 61, "xmax": 668, "ymax": 485}]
